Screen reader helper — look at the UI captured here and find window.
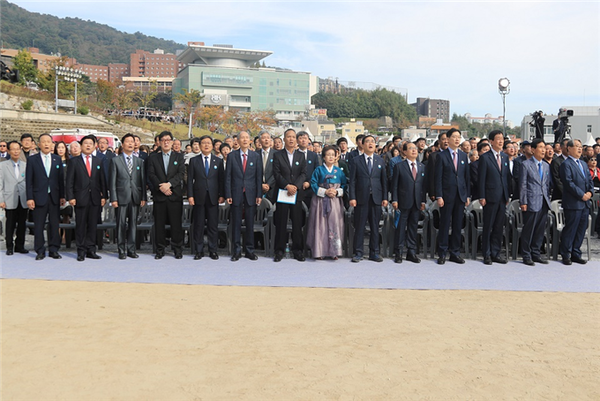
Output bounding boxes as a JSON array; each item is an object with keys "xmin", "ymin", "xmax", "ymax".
[{"xmin": 588, "ymin": 125, "xmax": 592, "ymax": 133}]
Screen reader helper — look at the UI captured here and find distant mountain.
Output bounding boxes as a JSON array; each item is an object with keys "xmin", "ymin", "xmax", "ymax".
[{"xmin": 0, "ymin": 0, "xmax": 185, "ymax": 65}]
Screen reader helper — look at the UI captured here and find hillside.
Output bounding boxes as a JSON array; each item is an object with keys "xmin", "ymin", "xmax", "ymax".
[{"xmin": 0, "ymin": 0, "xmax": 185, "ymax": 65}]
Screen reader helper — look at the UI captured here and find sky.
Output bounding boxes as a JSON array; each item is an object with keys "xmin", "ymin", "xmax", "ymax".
[{"xmin": 8, "ymin": 0, "xmax": 600, "ymax": 125}]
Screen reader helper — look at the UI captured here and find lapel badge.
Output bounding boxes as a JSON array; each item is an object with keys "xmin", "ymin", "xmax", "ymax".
[
  {"xmin": 97, "ymin": 165, "xmax": 100, "ymax": 169},
  {"xmin": 174, "ymin": 161, "xmax": 178, "ymax": 165},
  {"xmin": 308, "ymin": 160, "xmax": 312, "ymax": 164},
  {"xmin": 214, "ymin": 165, "xmax": 217, "ymax": 169},
  {"xmin": 250, "ymin": 162, "xmax": 253, "ymax": 166},
  {"xmin": 21, "ymin": 173, "xmax": 25, "ymax": 177},
  {"xmin": 56, "ymin": 164, "xmax": 59, "ymax": 169},
  {"xmin": 333, "ymin": 175, "xmax": 337, "ymax": 179},
  {"xmin": 378, "ymin": 165, "xmax": 381, "ymax": 169},
  {"xmin": 295, "ymin": 161, "xmax": 299, "ymax": 166},
  {"xmin": 461, "ymin": 160, "xmax": 465, "ymax": 165},
  {"xmin": 270, "ymin": 159, "xmax": 273, "ymax": 162},
  {"xmin": 422, "ymin": 172, "xmax": 425, "ymax": 176},
  {"xmin": 136, "ymin": 166, "xmax": 140, "ymax": 170}
]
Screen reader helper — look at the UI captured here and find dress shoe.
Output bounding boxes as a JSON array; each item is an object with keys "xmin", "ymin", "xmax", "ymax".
[
  {"xmin": 154, "ymin": 253, "xmax": 164, "ymax": 260},
  {"xmin": 491, "ymin": 256, "xmax": 508, "ymax": 264},
  {"xmin": 16, "ymin": 249, "xmax": 29, "ymax": 254},
  {"xmin": 194, "ymin": 252, "xmax": 204, "ymax": 260},
  {"xmin": 127, "ymin": 252, "xmax": 139, "ymax": 259},
  {"xmin": 36, "ymin": 253, "xmax": 45, "ymax": 261},
  {"xmin": 483, "ymin": 256, "xmax": 493, "ymax": 265},
  {"xmin": 86, "ymin": 252, "xmax": 102, "ymax": 260},
  {"xmin": 274, "ymin": 253, "xmax": 283, "ymax": 262},
  {"xmin": 77, "ymin": 254, "xmax": 85, "ymax": 262},
  {"xmin": 532, "ymin": 256, "xmax": 549, "ymax": 265},
  {"xmin": 294, "ymin": 253, "xmax": 305, "ymax": 262},
  {"xmin": 406, "ymin": 253, "xmax": 421, "ymax": 263},
  {"xmin": 562, "ymin": 258, "xmax": 572, "ymax": 266},
  {"xmin": 118, "ymin": 253, "xmax": 127, "ymax": 260},
  {"xmin": 571, "ymin": 256, "xmax": 587, "ymax": 265},
  {"xmin": 394, "ymin": 255, "xmax": 403, "ymax": 264},
  {"xmin": 351, "ymin": 255, "xmax": 362, "ymax": 263},
  {"xmin": 231, "ymin": 253, "xmax": 241, "ymax": 262},
  {"xmin": 437, "ymin": 256, "xmax": 446, "ymax": 265},
  {"xmin": 449, "ymin": 255, "xmax": 465, "ymax": 264},
  {"xmin": 368, "ymin": 255, "xmax": 383, "ymax": 262},
  {"xmin": 245, "ymin": 253, "xmax": 258, "ymax": 261},
  {"xmin": 209, "ymin": 252, "xmax": 219, "ymax": 260},
  {"xmin": 174, "ymin": 253, "xmax": 183, "ymax": 260},
  {"xmin": 523, "ymin": 259, "xmax": 535, "ymax": 266},
  {"xmin": 49, "ymin": 251, "xmax": 62, "ymax": 259},
  {"xmin": 6, "ymin": 249, "xmax": 13, "ymax": 256}
]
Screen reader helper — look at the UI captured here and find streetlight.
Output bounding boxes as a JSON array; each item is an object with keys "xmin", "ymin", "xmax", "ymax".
[
  {"xmin": 55, "ymin": 66, "xmax": 83, "ymax": 114},
  {"xmin": 498, "ymin": 77, "xmax": 510, "ymax": 138}
]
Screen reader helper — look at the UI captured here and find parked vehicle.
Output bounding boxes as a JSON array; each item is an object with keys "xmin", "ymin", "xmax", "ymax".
[{"xmin": 50, "ymin": 128, "xmax": 122, "ymax": 149}]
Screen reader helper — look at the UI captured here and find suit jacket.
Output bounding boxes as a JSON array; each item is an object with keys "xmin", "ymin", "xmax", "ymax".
[
  {"xmin": 550, "ymin": 155, "xmax": 566, "ymax": 200},
  {"xmin": 66, "ymin": 155, "xmax": 107, "ymax": 206},
  {"xmin": 559, "ymin": 157, "xmax": 594, "ymax": 210},
  {"xmin": 147, "ymin": 151, "xmax": 185, "ymax": 202},
  {"xmin": 478, "ymin": 150, "xmax": 510, "ymax": 203},
  {"xmin": 435, "ymin": 148, "xmax": 470, "ymax": 203},
  {"xmin": 26, "ymin": 152, "xmax": 64, "ymax": 206},
  {"xmin": 391, "ymin": 159, "xmax": 426, "ymax": 210},
  {"xmin": 300, "ymin": 149, "xmax": 321, "ymax": 200},
  {"xmin": 272, "ymin": 149, "xmax": 307, "ymax": 197},
  {"xmin": 225, "ymin": 149, "xmax": 263, "ymax": 206},
  {"xmin": 109, "ymin": 153, "xmax": 146, "ymax": 205},
  {"xmin": 259, "ymin": 148, "xmax": 277, "ymax": 202},
  {"xmin": 188, "ymin": 153, "xmax": 224, "ymax": 206},
  {"xmin": 519, "ymin": 157, "xmax": 552, "ymax": 212},
  {"xmin": 511, "ymin": 155, "xmax": 528, "ymax": 200},
  {"xmin": 470, "ymin": 159, "xmax": 480, "ymax": 200},
  {"xmin": 0, "ymin": 159, "xmax": 27, "ymax": 209},
  {"xmin": 425, "ymin": 150, "xmax": 441, "ymax": 198},
  {"xmin": 348, "ymin": 154, "xmax": 387, "ymax": 205},
  {"xmin": 19, "ymin": 149, "xmax": 37, "ymax": 163}
]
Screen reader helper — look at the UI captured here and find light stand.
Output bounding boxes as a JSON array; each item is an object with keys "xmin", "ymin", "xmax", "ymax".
[
  {"xmin": 498, "ymin": 77, "xmax": 510, "ymax": 138},
  {"xmin": 55, "ymin": 66, "xmax": 83, "ymax": 114}
]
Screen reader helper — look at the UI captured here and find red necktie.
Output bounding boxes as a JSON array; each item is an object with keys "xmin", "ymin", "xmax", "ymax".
[
  {"xmin": 497, "ymin": 153, "xmax": 501, "ymax": 170},
  {"xmin": 453, "ymin": 151, "xmax": 458, "ymax": 171},
  {"xmin": 411, "ymin": 162, "xmax": 417, "ymax": 180},
  {"xmin": 86, "ymin": 155, "xmax": 91, "ymax": 177},
  {"xmin": 242, "ymin": 153, "xmax": 247, "ymax": 173}
]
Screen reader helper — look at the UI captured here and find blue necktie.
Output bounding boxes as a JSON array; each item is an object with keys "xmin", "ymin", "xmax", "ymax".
[
  {"xmin": 367, "ymin": 157, "xmax": 372, "ymax": 173},
  {"xmin": 576, "ymin": 159, "xmax": 585, "ymax": 177},
  {"xmin": 538, "ymin": 162, "xmax": 543, "ymax": 181},
  {"xmin": 204, "ymin": 156, "xmax": 210, "ymax": 176}
]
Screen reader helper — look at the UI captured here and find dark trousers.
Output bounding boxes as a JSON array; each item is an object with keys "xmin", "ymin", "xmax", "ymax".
[
  {"xmin": 231, "ymin": 199, "xmax": 256, "ymax": 255},
  {"xmin": 32, "ymin": 199, "xmax": 61, "ymax": 255},
  {"xmin": 437, "ymin": 193, "xmax": 464, "ymax": 258},
  {"xmin": 521, "ymin": 203, "xmax": 548, "ymax": 260},
  {"xmin": 482, "ymin": 201, "xmax": 506, "ymax": 258},
  {"xmin": 274, "ymin": 202, "xmax": 304, "ymax": 255},
  {"xmin": 560, "ymin": 207, "xmax": 589, "ymax": 259},
  {"xmin": 192, "ymin": 199, "xmax": 218, "ymax": 254},
  {"xmin": 154, "ymin": 200, "xmax": 183, "ymax": 255},
  {"xmin": 75, "ymin": 203, "xmax": 101, "ymax": 255},
  {"xmin": 353, "ymin": 199, "xmax": 382, "ymax": 257},
  {"xmin": 116, "ymin": 203, "xmax": 139, "ymax": 254},
  {"xmin": 5, "ymin": 203, "xmax": 27, "ymax": 251},
  {"xmin": 394, "ymin": 205, "xmax": 419, "ymax": 255}
]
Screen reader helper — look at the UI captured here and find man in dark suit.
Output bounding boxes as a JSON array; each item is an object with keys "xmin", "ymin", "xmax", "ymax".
[
  {"xmin": 550, "ymin": 138, "xmax": 569, "ymax": 201},
  {"xmin": 258, "ymin": 131, "xmax": 277, "ymax": 204},
  {"xmin": 147, "ymin": 131, "xmax": 186, "ymax": 259},
  {"xmin": 435, "ymin": 128, "xmax": 470, "ymax": 264},
  {"xmin": 296, "ymin": 131, "xmax": 321, "ymax": 208},
  {"xmin": 0, "ymin": 141, "xmax": 29, "ymax": 255},
  {"xmin": 188, "ymin": 135, "xmax": 225, "ymax": 260},
  {"xmin": 519, "ymin": 138, "xmax": 552, "ymax": 266},
  {"xmin": 337, "ymin": 137, "xmax": 350, "ymax": 162},
  {"xmin": 110, "ymin": 133, "xmax": 146, "ymax": 259},
  {"xmin": 225, "ymin": 131, "xmax": 263, "ymax": 261},
  {"xmin": 470, "ymin": 141, "xmax": 490, "ymax": 201},
  {"xmin": 349, "ymin": 134, "xmax": 388, "ymax": 263},
  {"xmin": 478, "ymin": 130, "xmax": 510, "ymax": 265},
  {"xmin": 559, "ymin": 139, "xmax": 594, "ymax": 265},
  {"xmin": 272, "ymin": 128, "xmax": 307, "ymax": 262},
  {"xmin": 512, "ymin": 141, "xmax": 533, "ymax": 201},
  {"xmin": 391, "ymin": 142, "xmax": 425, "ymax": 263},
  {"xmin": 426, "ymin": 132, "xmax": 448, "ymax": 200},
  {"xmin": 0, "ymin": 141, "xmax": 7, "ymax": 160},
  {"xmin": 66, "ymin": 135, "xmax": 107, "ymax": 261},
  {"xmin": 26, "ymin": 133, "xmax": 65, "ymax": 260}
]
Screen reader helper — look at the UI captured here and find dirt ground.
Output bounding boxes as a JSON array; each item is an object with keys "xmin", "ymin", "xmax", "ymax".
[{"xmin": 1, "ymin": 279, "xmax": 599, "ymax": 400}]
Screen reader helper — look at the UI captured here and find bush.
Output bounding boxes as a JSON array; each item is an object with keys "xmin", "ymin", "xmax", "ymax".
[
  {"xmin": 78, "ymin": 106, "xmax": 89, "ymax": 115},
  {"xmin": 21, "ymin": 99, "xmax": 33, "ymax": 110}
]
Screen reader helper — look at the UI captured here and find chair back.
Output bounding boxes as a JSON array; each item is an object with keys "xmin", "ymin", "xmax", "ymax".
[
  {"xmin": 467, "ymin": 200, "xmax": 484, "ymax": 228},
  {"xmin": 550, "ymin": 200, "xmax": 565, "ymax": 231},
  {"xmin": 509, "ymin": 200, "xmax": 524, "ymax": 229}
]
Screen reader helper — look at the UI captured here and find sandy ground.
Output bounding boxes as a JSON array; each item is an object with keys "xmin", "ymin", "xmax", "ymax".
[{"xmin": 1, "ymin": 279, "xmax": 599, "ymax": 401}]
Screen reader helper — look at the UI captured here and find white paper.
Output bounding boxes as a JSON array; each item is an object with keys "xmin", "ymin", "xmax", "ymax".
[{"xmin": 277, "ymin": 189, "xmax": 297, "ymax": 204}]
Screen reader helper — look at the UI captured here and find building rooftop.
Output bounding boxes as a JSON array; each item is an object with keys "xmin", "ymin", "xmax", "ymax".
[{"xmin": 177, "ymin": 44, "xmax": 272, "ymax": 68}]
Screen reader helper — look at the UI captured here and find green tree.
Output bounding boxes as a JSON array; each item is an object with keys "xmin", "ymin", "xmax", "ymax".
[
  {"xmin": 12, "ymin": 49, "xmax": 37, "ymax": 85},
  {"xmin": 134, "ymin": 80, "xmax": 158, "ymax": 109},
  {"xmin": 173, "ymin": 88, "xmax": 204, "ymax": 137}
]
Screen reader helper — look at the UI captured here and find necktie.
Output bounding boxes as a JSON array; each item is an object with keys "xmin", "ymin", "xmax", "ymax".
[
  {"xmin": 367, "ymin": 156, "xmax": 372, "ymax": 173},
  {"xmin": 86, "ymin": 155, "xmax": 92, "ymax": 177},
  {"xmin": 205, "ymin": 156, "xmax": 210, "ymax": 176},
  {"xmin": 576, "ymin": 159, "xmax": 585, "ymax": 177},
  {"xmin": 242, "ymin": 153, "xmax": 247, "ymax": 173},
  {"xmin": 411, "ymin": 162, "xmax": 417, "ymax": 180},
  {"xmin": 497, "ymin": 153, "xmax": 501, "ymax": 170},
  {"xmin": 263, "ymin": 151, "xmax": 268, "ymax": 180},
  {"xmin": 453, "ymin": 151, "xmax": 458, "ymax": 171},
  {"xmin": 538, "ymin": 162, "xmax": 543, "ymax": 181},
  {"xmin": 14, "ymin": 162, "xmax": 19, "ymax": 179},
  {"xmin": 44, "ymin": 154, "xmax": 51, "ymax": 177},
  {"xmin": 127, "ymin": 156, "xmax": 133, "ymax": 175}
]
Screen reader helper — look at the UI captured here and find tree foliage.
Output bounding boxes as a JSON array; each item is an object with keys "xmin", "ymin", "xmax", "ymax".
[
  {"xmin": 12, "ymin": 49, "xmax": 37, "ymax": 84},
  {"xmin": 451, "ymin": 113, "xmax": 521, "ymax": 138},
  {"xmin": 312, "ymin": 88, "xmax": 417, "ymax": 128}
]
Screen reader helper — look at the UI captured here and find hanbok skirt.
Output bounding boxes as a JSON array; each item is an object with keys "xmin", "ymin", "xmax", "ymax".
[{"xmin": 306, "ymin": 193, "xmax": 345, "ymax": 258}]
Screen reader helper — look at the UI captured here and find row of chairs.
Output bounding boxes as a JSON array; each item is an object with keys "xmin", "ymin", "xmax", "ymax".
[{"xmin": 22, "ymin": 192, "xmax": 600, "ymax": 261}]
